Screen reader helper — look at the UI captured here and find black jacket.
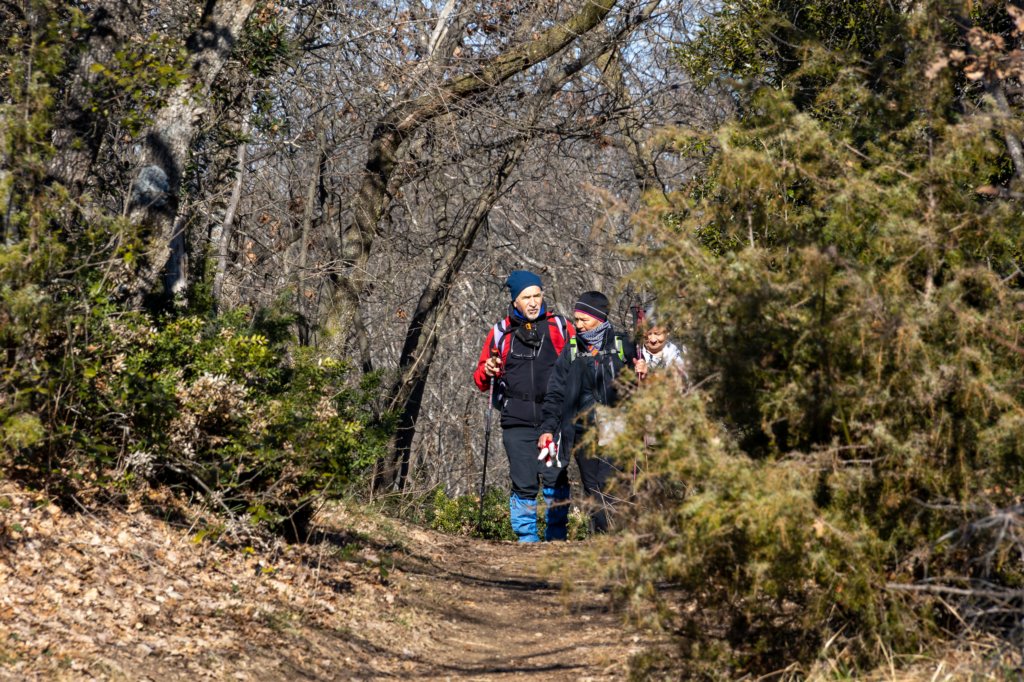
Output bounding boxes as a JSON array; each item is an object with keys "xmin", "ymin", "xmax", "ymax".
[
  {"xmin": 473, "ymin": 306, "xmax": 571, "ymax": 429},
  {"xmin": 540, "ymin": 326, "xmax": 638, "ymax": 456}
]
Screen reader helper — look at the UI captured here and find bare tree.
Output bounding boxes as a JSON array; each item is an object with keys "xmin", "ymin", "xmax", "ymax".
[
  {"xmin": 10, "ymin": 0, "xmax": 727, "ymax": 500},
  {"xmin": 177, "ymin": 0, "xmax": 725, "ymax": 494}
]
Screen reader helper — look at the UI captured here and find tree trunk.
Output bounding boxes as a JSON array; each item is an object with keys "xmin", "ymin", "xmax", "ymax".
[
  {"xmin": 125, "ymin": 0, "xmax": 258, "ymax": 307},
  {"xmin": 294, "ymin": 137, "xmax": 326, "ymax": 345},
  {"xmin": 47, "ymin": 3, "xmax": 130, "ymax": 195},
  {"xmin": 988, "ymin": 82, "xmax": 1024, "ymax": 182},
  {"xmin": 211, "ymin": 108, "xmax": 249, "ymax": 311},
  {"xmin": 375, "ymin": 145, "xmax": 525, "ymax": 492}
]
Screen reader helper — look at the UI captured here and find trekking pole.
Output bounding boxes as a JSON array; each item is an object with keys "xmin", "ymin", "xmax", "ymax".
[
  {"xmin": 477, "ymin": 348, "xmax": 500, "ymax": 534},
  {"xmin": 632, "ymin": 305, "xmax": 646, "ymax": 494}
]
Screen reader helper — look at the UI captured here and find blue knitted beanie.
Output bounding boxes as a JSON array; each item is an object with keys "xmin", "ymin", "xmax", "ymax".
[{"xmin": 505, "ymin": 270, "xmax": 543, "ymax": 300}]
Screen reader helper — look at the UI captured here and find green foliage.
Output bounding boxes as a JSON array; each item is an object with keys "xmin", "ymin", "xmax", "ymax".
[
  {"xmin": 418, "ymin": 486, "xmax": 591, "ymax": 542},
  {"xmin": 238, "ymin": 3, "xmax": 293, "ymax": 78},
  {"xmin": 3, "ymin": 300, "xmax": 390, "ymax": 530},
  {"xmin": 87, "ymin": 33, "xmax": 188, "ymax": 136},
  {"xmin": 425, "ymin": 486, "xmax": 515, "ymax": 541},
  {"xmin": 204, "ymin": 322, "xmax": 378, "ymax": 503},
  {"xmin": 0, "ymin": 413, "xmax": 45, "ymax": 452},
  {"xmin": 566, "ymin": 502, "xmax": 591, "ymax": 542},
  {"xmin": 678, "ymin": 0, "xmax": 906, "ymax": 96},
  {"xmin": 617, "ymin": 0, "xmax": 1024, "ymax": 677},
  {"xmin": 0, "ymin": 4, "xmax": 390, "ymax": 538},
  {"xmin": 612, "ymin": 388, "xmax": 925, "ymax": 674},
  {"xmin": 423, "ymin": 487, "xmax": 591, "ymax": 542}
]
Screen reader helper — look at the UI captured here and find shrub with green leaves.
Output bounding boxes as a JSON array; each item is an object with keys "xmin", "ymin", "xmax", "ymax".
[
  {"xmin": 423, "ymin": 487, "xmax": 592, "ymax": 542},
  {"xmin": 4, "ymin": 300, "xmax": 391, "ymax": 536},
  {"xmin": 425, "ymin": 486, "xmax": 515, "ymax": 541},
  {"xmin": 611, "ymin": 0, "xmax": 1024, "ymax": 677},
  {"xmin": 0, "ymin": 4, "xmax": 388, "ymax": 538}
]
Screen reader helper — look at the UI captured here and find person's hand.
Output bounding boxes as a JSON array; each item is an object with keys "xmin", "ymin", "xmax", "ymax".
[
  {"xmin": 635, "ymin": 358, "xmax": 648, "ymax": 380},
  {"xmin": 484, "ymin": 355, "xmax": 502, "ymax": 377},
  {"xmin": 537, "ymin": 435, "xmax": 558, "ymax": 468},
  {"xmin": 537, "ymin": 432, "xmax": 553, "ymax": 449}
]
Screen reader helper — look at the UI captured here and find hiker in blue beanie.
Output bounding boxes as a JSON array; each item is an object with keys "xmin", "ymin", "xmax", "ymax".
[{"xmin": 473, "ymin": 271, "xmax": 574, "ymax": 542}]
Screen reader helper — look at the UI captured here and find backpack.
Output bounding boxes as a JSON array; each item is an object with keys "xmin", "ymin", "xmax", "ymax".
[
  {"xmin": 490, "ymin": 314, "xmax": 569, "ymax": 359},
  {"xmin": 487, "ymin": 314, "xmax": 569, "ymax": 410}
]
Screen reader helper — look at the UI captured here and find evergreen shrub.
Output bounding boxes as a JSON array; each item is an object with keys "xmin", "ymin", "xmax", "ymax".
[
  {"xmin": 2, "ymin": 299, "xmax": 390, "ymax": 537},
  {"xmin": 611, "ymin": 2, "xmax": 1024, "ymax": 675},
  {"xmin": 0, "ymin": 7, "xmax": 389, "ymax": 538},
  {"xmin": 425, "ymin": 486, "xmax": 515, "ymax": 541},
  {"xmin": 423, "ymin": 486, "xmax": 591, "ymax": 542}
]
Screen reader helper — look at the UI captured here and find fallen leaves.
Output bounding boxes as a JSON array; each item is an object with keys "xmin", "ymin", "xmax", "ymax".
[
  {"xmin": 1, "ymin": 481, "xmax": 656, "ymax": 680},
  {"xmin": 0, "ymin": 482, "xmax": 408, "ymax": 680}
]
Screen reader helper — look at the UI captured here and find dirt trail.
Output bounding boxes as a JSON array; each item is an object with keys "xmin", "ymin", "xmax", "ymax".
[
  {"xmin": 380, "ymin": 531, "xmax": 646, "ymax": 680},
  {"xmin": 0, "ymin": 486, "xmax": 655, "ymax": 681}
]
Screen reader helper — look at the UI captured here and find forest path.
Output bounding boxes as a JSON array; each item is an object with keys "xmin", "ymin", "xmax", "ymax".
[
  {"xmin": 371, "ymin": 527, "xmax": 646, "ymax": 680},
  {"xmin": 0, "ymin": 485, "xmax": 656, "ymax": 681}
]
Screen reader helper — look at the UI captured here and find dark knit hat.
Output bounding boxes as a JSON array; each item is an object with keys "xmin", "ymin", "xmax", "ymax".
[
  {"xmin": 574, "ymin": 291, "xmax": 609, "ymax": 323},
  {"xmin": 505, "ymin": 270, "xmax": 543, "ymax": 300}
]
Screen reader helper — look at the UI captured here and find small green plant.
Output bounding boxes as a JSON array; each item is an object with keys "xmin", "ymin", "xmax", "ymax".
[
  {"xmin": 0, "ymin": 414, "xmax": 45, "ymax": 452},
  {"xmin": 567, "ymin": 505, "xmax": 590, "ymax": 542},
  {"xmin": 425, "ymin": 486, "xmax": 514, "ymax": 540},
  {"xmin": 536, "ymin": 495, "xmax": 592, "ymax": 542},
  {"xmin": 337, "ymin": 542, "xmax": 361, "ymax": 561},
  {"xmin": 377, "ymin": 552, "xmax": 393, "ymax": 583}
]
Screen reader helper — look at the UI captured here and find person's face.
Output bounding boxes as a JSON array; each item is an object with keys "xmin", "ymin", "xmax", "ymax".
[
  {"xmin": 645, "ymin": 326, "xmax": 668, "ymax": 354},
  {"xmin": 573, "ymin": 311, "xmax": 602, "ymax": 332},
  {"xmin": 513, "ymin": 286, "xmax": 544, "ymax": 321}
]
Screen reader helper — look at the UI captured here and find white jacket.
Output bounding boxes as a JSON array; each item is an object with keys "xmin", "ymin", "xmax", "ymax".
[{"xmin": 642, "ymin": 341, "xmax": 687, "ymax": 380}]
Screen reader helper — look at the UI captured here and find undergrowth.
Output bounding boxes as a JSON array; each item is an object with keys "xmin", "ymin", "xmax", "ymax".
[{"xmin": 608, "ymin": 1, "xmax": 1024, "ymax": 677}]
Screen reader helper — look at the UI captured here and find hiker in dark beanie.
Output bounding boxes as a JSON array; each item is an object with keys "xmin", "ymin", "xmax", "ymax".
[
  {"xmin": 538, "ymin": 291, "xmax": 647, "ymax": 534},
  {"xmin": 473, "ymin": 271, "xmax": 574, "ymax": 542}
]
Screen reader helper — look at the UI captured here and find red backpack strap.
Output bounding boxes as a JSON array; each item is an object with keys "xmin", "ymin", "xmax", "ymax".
[{"xmin": 549, "ymin": 314, "xmax": 569, "ymax": 355}]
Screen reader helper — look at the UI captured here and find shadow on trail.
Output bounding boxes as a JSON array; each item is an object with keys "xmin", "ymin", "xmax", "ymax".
[
  {"xmin": 398, "ymin": 589, "xmax": 615, "ymax": 631},
  {"xmin": 402, "ymin": 564, "xmax": 560, "ymax": 592},
  {"xmin": 307, "ymin": 622, "xmax": 607, "ymax": 679},
  {"xmin": 273, "ymin": 624, "xmax": 405, "ymax": 679},
  {"xmin": 306, "ymin": 527, "xmax": 407, "ymax": 554},
  {"xmin": 407, "ymin": 656, "xmax": 588, "ymax": 679}
]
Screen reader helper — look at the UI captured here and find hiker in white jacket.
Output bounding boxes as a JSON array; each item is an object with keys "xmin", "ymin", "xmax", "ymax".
[{"xmin": 641, "ymin": 320, "xmax": 687, "ymax": 381}]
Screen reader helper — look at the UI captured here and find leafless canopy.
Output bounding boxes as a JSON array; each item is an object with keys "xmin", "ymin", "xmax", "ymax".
[{"xmin": 36, "ymin": 0, "xmax": 727, "ymax": 493}]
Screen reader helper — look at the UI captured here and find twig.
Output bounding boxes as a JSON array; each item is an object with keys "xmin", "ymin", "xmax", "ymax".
[{"xmin": 886, "ymin": 582, "xmax": 1024, "ymax": 599}]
